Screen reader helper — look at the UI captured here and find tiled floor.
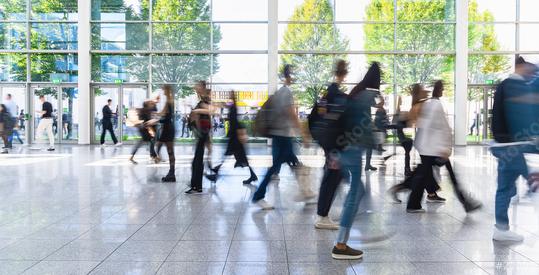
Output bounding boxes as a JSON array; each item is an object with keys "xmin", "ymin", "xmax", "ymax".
[{"xmin": 0, "ymin": 144, "xmax": 538, "ymax": 275}]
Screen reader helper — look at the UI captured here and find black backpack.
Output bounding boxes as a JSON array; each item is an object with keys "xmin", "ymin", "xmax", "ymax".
[{"xmin": 308, "ymin": 95, "xmax": 346, "ymax": 149}]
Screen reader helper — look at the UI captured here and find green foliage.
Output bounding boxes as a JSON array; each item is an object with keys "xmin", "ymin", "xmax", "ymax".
[
  {"xmin": 151, "ymin": 0, "xmax": 219, "ymax": 98},
  {"xmin": 280, "ymin": 0, "xmax": 349, "ymax": 107}
]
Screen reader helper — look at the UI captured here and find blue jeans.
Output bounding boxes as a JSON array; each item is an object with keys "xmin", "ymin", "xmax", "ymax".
[
  {"xmin": 491, "ymin": 144, "xmax": 538, "ymax": 230},
  {"xmin": 336, "ymin": 146, "xmax": 365, "ymax": 244},
  {"xmin": 253, "ymin": 136, "xmax": 296, "ymax": 202}
]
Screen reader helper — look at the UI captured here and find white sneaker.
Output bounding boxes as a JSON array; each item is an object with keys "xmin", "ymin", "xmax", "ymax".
[
  {"xmin": 315, "ymin": 216, "xmax": 339, "ymax": 230},
  {"xmin": 493, "ymin": 227, "xmax": 524, "ymax": 242},
  {"xmin": 115, "ymin": 142, "xmax": 123, "ymax": 147},
  {"xmin": 100, "ymin": 144, "xmax": 107, "ymax": 148},
  {"xmin": 255, "ymin": 199, "xmax": 274, "ymax": 210}
]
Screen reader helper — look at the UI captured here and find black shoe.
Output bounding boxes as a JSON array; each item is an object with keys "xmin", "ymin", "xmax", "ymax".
[
  {"xmin": 185, "ymin": 187, "xmax": 202, "ymax": 194},
  {"xmin": 426, "ymin": 193, "xmax": 446, "ymax": 203},
  {"xmin": 47, "ymin": 147, "xmax": 55, "ymax": 151},
  {"xmin": 162, "ymin": 174, "xmax": 176, "ymax": 182},
  {"xmin": 464, "ymin": 200, "xmax": 483, "ymax": 213},
  {"xmin": 331, "ymin": 245, "xmax": 364, "ymax": 260},
  {"xmin": 205, "ymin": 174, "xmax": 217, "ymax": 182},
  {"xmin": 211, "ymin": 164, "xmax": 222, "ymax": 174},
  {"xmin": 365, "ymin": 165, "xmax": 377, "ymax": 171},
  {"xmin": 243, "ymin": 175, "xmax": 258, "ymax": 185}
]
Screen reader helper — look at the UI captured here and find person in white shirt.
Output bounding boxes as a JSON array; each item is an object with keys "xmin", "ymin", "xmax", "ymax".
[{"xmin": 406, "ymin": 80, "xmax": 482, "ymax": 213}]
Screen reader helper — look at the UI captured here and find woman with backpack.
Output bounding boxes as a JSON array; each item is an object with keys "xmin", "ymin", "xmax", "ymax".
[
  {"xmin": 331, "ymin": 62, "xmax": 380, "ymax": 260},
  {"xmin": 311, "ymin": 59, "xmax": 349, "ymax": 230}
]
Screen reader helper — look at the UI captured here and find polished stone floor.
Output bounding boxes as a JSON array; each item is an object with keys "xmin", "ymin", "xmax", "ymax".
[{"xmin": 0, "ymin": 144, "xmax": 538, "ymax": 275}]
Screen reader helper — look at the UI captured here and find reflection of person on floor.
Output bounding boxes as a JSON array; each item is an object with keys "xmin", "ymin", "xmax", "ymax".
[
  {"xmin": 35, "ymin": 95, "xmax": 55, "ymax": 151},
  {"xmin": 206, "ymin": 91, "xmax": 258, "ymax": 185},
  {"xmin": 100, "ymin": 99, "xmax": 119, "ymax": 146}
]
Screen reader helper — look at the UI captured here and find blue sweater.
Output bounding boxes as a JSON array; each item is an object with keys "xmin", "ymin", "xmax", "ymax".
[{"xmin": 492, "ymin": 75, "xmax": 539, "ymax": 143}]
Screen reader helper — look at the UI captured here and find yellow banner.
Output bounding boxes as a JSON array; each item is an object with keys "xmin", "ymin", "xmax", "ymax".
[{"xmin": 211, "ymin": 90, "xmax": 268, "ymax": 107}]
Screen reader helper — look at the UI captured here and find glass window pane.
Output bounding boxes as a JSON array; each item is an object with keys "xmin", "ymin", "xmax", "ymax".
[
  {"xmin": 350, "ymin": 54, "xmax": 393, "ymax": 85},
  {"xmin": 31, "ymin": 54, "xmax": 78, "ymax": 82},
  {"xmin": 213, "ymin": 0, "xmax": 267, "ymax": 21},
  {"xmin": 520, "ymin": 55, "xmax": 539, "ymax": 64},
  {"xmin": 31, "ymin": 0, "xmax": 78, "ymax": 20},
  {"xmin": 468, "ymin": 54, "xmax": 514, "ymax": 84},
  {"xmin": 215, "ymin": 23, "xmax": 267, "ymax": 51},
  {"xmin": 396, "ymin": 24, "xmax": 454, "ymax": 51},
  {"xmin": 152, "ymin": 55, "xmax": 211, "ymax": 85},
  {"xmin": 397, "ymin": 0, "xmax": 455, "ymax": 22},
  {"xmin": 0, "ymin": 0, "xmax": 27, "ymax": 20},
  {"xmin": 91, "ymin": 23, "xmax": 148, "ymax": 50},
  {"xmin": 279, "ymin": 0, "xmax": 334, "ymax": 22},
  {"xmin": 152, "ymin": 23, "xmax": 211, "ymax": 51},
  {"xmin": 336, "ymin": 0, "xmax": 394, "ymax": 22},
  {"xmin": 152, "ymin": 0, "xmax": 209, "ymax": 21},
  {"xmin": 31, "ymin": 23, "xmax": 78, "ymax": 50},
  {"xmin": 91, "ymin": 0, "xmax": 148, "ymax": 21},
  {"xmin": 469, "ymin": 0, "xmax": 516, "ymax": 22},
  {"xmin": 213, "ymin": 54, "xmax": 267, "ymax": 83},
  {"xmin": 339, "ymin": 23, "xmax": 393, "ymax": 51},
  {"xmin": 468, "ymin": 23, "xmax": 515, "ymax": 51},
  {"xmin": 520, "ymin": 0, "xmax": 539, "ymax": 22},
  {"xmin": 519, "ymin": 24, "xmax": 539, "ymax": 51},
  {"xmin": 280, "ymin": 24, "xmax": 348, "ymax": 51},
  {"xmin": 91, "ymin": 54, "xmax": 148, "ymax": 83},
  {"xmin": 0, "ymin": 53, "xmax": 26, "ymax": 82},
  {"xmin": 395, "ymin": 54, "xmax": 454, "ymax": 86},
  {"xmin": 0, "ymin": 23, "xmax": 26, "ymax": 50}
]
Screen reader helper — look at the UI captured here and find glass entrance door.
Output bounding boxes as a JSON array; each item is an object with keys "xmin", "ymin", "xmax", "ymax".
[
  {"xmin": 91, "ymin": 85, "xmax": 148, "ymax": 144},
  {"xmin": 0, "ymin": 85, "xmax": 27, "ymax": 144},
  {"xmin": 467, "ymin": 85, "xmax": 495, "ymax": 144},
  {"xmin": 32, "ymin": 85, "xmax": 78, "ymax": 144}
]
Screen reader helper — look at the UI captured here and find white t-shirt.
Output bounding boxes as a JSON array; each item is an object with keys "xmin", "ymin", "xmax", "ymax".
[{"xmin": 3, "ymin": 99, "xmax": 17, "ymax": 118}]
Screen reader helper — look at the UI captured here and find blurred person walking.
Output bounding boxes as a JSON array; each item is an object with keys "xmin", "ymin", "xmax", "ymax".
[
  {"xmin": 251, "ymin": 65, "xmax": 314, "ymax": 210},
  {"xmin": 331, "ymin": 62, "xmax": 380, "ymax": 260},
  {"xmin": 388, "ymin": 84, "xmax": 444, "ymax": 203},
  {"xmin": 490, "ymin": 57, "xmax": 539, "ymax": 242},
  {"xmin": 100, "ymin": 99, "xmax": 120, "ymax": 147},
  {"xmin": 365, "ymin": 96, "xmax": 388, "ymax": 171},
  {"xmin": 310, "ymin": 59, "xmax": 348, "ymax": 229},
  {"xmin": 0, "ymin": 104, "xmax": 15, "ymax": 154},
  {"xmin": 207, "ymin": 91, "xmax": 258, "ymax": 185},
  {"xmin": 129, "ymin": 100, "xmax": 158, "ymax": 164},
  {"xmin": 155, "ymin": 85, "xmax": 177, "ymax": 182},
  {"xmin": 186, "ymin": 81, "xmax": 213, "ymax": 193},
  {"xmin": 405, "ymin": 80, "xmax": 482, "ymax": 213},
  {"xmin": 35, "ymin": 95, "xmax": 55, "ymax": 151}
]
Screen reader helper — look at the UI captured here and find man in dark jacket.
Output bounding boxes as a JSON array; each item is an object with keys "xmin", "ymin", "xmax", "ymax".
[
  {"xmin": 100, "ymin": 99, "xmax": 120, "ymax": 147},
  {"xmin": 490, "ymin": 57, "xmax": 539, "ymax": 242}
]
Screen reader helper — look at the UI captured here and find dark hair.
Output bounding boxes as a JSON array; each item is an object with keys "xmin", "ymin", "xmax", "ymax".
[
  {"xmin": 6, "ymin": 94, "xmax": 11, "ymax": 98},
  {"xmin": 0, "ymin": 104, "xmax": 6, "ymax": 113},
  {"xmin": 410, "ymin": 83, "xmax": 425, "ymax": 105},
  {"xmin": 349, "ymin": 62, "xmax": 381, "ymax": 97},
  {"xmin": 334, "ymin": 59, "xmax": 348, "ymax": 77},
  {"xmin": 196, "ymin": 80, "xmax": 207, "ymax": 88},
  {"xmin": 432, "ymin": 80, "xmax": 444, "ymax": 98},
  {"xmin": 282, "ymin": 64, "xmax": 292, "ymax": 79},
  {"xmin": 107, "ymin": 99, "xmax": 112, "ymax": 103},
  {"xmin": 39, "ymin": 95, "xmax": 45, "ymax": 99}
]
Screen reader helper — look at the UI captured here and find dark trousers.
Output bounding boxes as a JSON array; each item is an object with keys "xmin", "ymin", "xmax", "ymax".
[
  {"xmin": 407, "ymin": 155, "xmax": 467, "ymax": 209},
  {"xmin": 317, "ymin": 148, "xmax": 342, "ymax": 216},
  {"xmin": 131, "ymin": 139, "xmax": 157, "ymax": 158},
  {"xmin": 100, "ymin": 120, "xmax": 118, "ymax": 144},
  {"xmin": 253, "ymin": 136, "xmax": 296, "ymax": 202},
  {"xmin": 191, "ymin": 133, "xmax": 209, "ymax": 190}
]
